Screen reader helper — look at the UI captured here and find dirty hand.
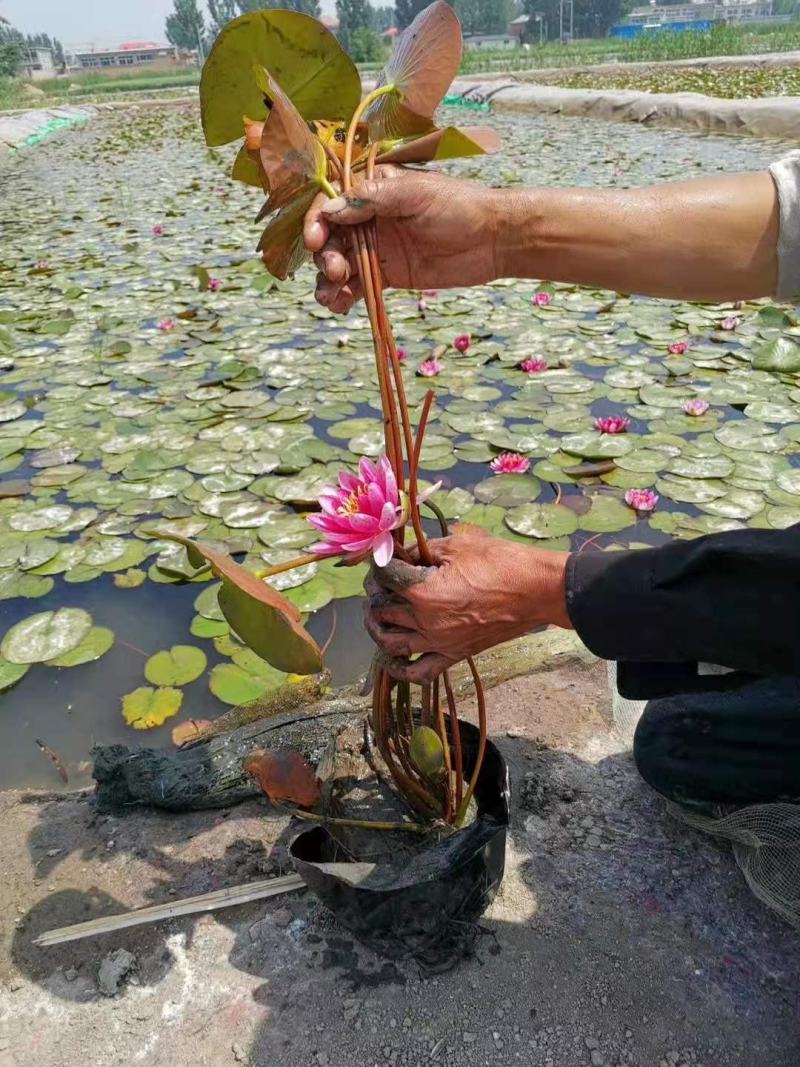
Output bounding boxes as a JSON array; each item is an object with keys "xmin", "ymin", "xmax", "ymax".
[
  {"xmin": 363, "ymin": 526, "xmax": 573, "ymax": 683},
  {"xmin": 303, "ymin": 169, "xmax": 503, "ymax": 314}
]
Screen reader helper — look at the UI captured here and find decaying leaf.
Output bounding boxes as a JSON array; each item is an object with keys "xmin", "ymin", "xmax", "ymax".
[
  {"xmin": 171, "ymin": 719, "xmax": 214, "ymax": 748},
  {"xmin": 243, "ymin": 748, "xmax": 321, "ymax": 807},
  {"xmin": 149, "ymin": 530, "xmax": 322, "ymax": 675}
]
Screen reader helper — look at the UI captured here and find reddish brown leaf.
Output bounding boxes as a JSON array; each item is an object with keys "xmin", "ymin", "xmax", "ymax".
[
  {"xmin": 257, "ymin": 67, "xmax": 326, "ymax": 214},
  {"xmin": 377, "ymin": 125, "xmax": 501, "ymax": 165},
  {"xmin": 243, "ymin": 749, "xmax": 321, "ymax": 808}
]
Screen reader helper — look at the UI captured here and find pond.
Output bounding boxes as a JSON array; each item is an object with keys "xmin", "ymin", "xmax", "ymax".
[{"xmin": 0, "ymin": 103, "xmax": 798, "ymax": 789}]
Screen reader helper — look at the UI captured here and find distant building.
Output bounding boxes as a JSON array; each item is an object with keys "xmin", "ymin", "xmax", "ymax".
[
  {"xmin": 73, "ymin": 42, "xmax": 178, "ymax": 70},
  {"xmin": 463, "ymin": 33, "xmax": 519, "ymax": 50},
  {"xmin": 612, "ymin": 0, "xmax": 772, "ymax": 36},
  {"xmin": 19, "ymin": 46, "xmax": 56, "ymax": 81},
  {"xmin": 508, "ymin": 13, "xmax": 546, "ymax": 44}
]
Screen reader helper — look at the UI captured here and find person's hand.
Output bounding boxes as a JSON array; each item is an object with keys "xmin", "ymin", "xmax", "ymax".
[
  {"xmin": 303, "ymin": 169, "xmax": 503, "ymax": 314},
  {"xmin": 363, "ymin": 526, "xmax": 572, "ymax": 683}
]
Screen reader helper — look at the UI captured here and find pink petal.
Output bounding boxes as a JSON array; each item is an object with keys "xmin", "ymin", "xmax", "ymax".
[
  {"xmin": 378, "ymin": 499, "xmax": 399, "ymax": 531},
  {"xmin": 416, "ymin": 480, "xmax": 442, "ymax": 504},
  {"xmin": 310, "ymin": 541, "xmax": 343, "ymax": 557},
  {"xmin": 372, "ymin": 531, "xmax": 395, "ymax": 567}
]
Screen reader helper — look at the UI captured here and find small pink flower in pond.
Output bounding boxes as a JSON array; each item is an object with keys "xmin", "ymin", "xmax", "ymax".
[
  {"xmin": 308, "ymin": 456, "xmax": 439, "ymax": 568},
  {"xmin": 417, "ymin": 299, "xmax": 427, "ymax": 312},
  {"xmin": 625, "ymin": 488, "xmax": 659, "ymax": 513},
  {"xmin": 720, "ymin": 314, "xmax": 740, "ymax": 331},
  {"xmin": 151, "ymin": 224, "xmax": 165, "ymax": 237},
  {"xmin": 157, "ymin": 317, "xmax": 177, "ymax": 332},
  {"xmin": 683, "ymin": 398, "xmax": 710, "ymax": 417},
  {"xmin": 668, "ymin": 341, "xmax": 688, "ymax": 355},
  {"xmin": 422, "ymin": 289, "xmax": 439, "ymax": 297},
  {"xmin": 532, "ymin": 291, "xmax": 552, "ymax": 307},
  {"xmin": 520, "ymin": 358, "xmax": 548, "ymax": 374},
  {"xmin": 207, "ymin": 277, "xmax": 222, "ymax": 292},
  {"xmin": 417, "ymin": 359, "xmax": 442, "ymax": 377},
  {"xmin": 595, "ymin": 415, "xmax": 631, "ymax": 435},
  {"xmin": 396, "ymin": 347, "xmax": 407, "ymax": 363},
  {"xmin": 453, "ymin": 334, "xmax": 471, "ymax": 353},
  {"xmin": 34, "ymin": 260, "xmax": 50, "ymax": 270},
  {"xmin": 490, "ymin": 452, "xmax": 530, "ymax": 475}
]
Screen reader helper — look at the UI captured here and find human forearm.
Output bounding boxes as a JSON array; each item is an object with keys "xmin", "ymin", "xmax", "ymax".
[{"xmin": 489, "ymin": 171, "xmax": 779, "ymax": 302}]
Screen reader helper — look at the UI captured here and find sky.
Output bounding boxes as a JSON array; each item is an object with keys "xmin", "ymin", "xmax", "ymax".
[{"xmin": 0, "ymin": 0, "xmax": 335, "ymax": 49}]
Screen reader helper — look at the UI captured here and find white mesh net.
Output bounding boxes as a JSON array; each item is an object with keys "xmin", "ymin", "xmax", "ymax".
[{"xmin": 607, "ymin": 661, "xmax": 800, "ymax": 927}]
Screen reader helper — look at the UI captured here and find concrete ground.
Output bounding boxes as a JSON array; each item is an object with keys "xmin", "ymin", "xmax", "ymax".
[{"xmin": 1, "ymin": 657, "xmax": 798, "ymax": 1067}]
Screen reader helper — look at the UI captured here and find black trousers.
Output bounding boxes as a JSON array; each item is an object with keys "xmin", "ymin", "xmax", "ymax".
[{"xmin": 632, "ymin": 674, "xmax": 800, "ymax": 806}]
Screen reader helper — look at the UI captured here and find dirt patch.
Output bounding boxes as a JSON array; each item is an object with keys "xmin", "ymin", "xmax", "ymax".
[{"xmin": 1, "ymin": 658, "xmax": 798, "ymax": 1067}]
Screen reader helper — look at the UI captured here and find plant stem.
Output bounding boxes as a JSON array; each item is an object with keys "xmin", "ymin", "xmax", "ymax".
[
  {"xmin": 454, "ymin": 657, "xmax": 488, "ymax": 827},
  {"xmin": 442, "ymin": 670, "xmax": 464, "ymax": 814},
  {"xmin": 343, "ymin": 84, "xmax": 396, "ymax": 191},
  {"xmin": 408, "ymin": 389, "xmax": 435, "ymax": 566},
  {"xmin": 253, "ymin": 552, "xmax": 320, "ymax": 580},
  {"xmin": 289, "ymin": 808, "xmax": 429, "ymax": 834}
]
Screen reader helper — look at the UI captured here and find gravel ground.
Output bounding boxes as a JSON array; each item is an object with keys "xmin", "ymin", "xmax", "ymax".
[{"xmin": 1, "ymin": 656, "xmax": 798, "ymax": 1067}]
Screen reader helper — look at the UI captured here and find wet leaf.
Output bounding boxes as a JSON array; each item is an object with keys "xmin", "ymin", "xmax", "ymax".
[
  {"xmin": 209, "ymin": 662, "xmax": 273, "ymax": 705},
  {"xmin": 47, "ymin": 627, "xmax": 115, "ymax": 667},
  {"xmin": 0, "ymin": 656, "xmax": 29, "ymax": 694},
  {"xmin": 409, "ymin": 725, "xmax": 445, "ymax": 778},
  {"xmin": 122, "ymin": 686, "xmax": 183, "ymax": 730},
  {"xmin": 505, "ymin": 503, "xmax": 578, "ymax": 539},
  {"xmin": 144, "ymin": 645, "xmax": 208, "ymax": 686},
  {"xmin": 243, "ymin": 748, "xmax": 320, "ymax": 807},
  {"xmin": 1, "ymin": 608, "xmax": 93, "ymax": 665}
]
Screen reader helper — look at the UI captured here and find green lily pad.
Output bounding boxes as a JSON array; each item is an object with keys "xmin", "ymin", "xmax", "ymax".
[
  {"xmin": 47, "ymin": 626, "xmax": 115, "ymax": 667},
  {"xmin": 751, "ymin": 336, "xmax": 800, "ymax": 373},
  {"xmin": 474, "ymin": 473, "xmax": 541, "ymax": 507},
  {"xmin": 144, "ymin": 645, "xmax": 208, "ymax": 686},
  {"xmin": 209, "ymin": 663, "xmax": 273, "ymax": 705},
  {"xmin": 579, "ymin": 495, "xmax": 636, "ymax": 533},
  {"xmin": 504, "ymin": 503, "xmax": 578, "ymax": 539},
  {"xmin": 0, "ymin": 656, "xmax": 29, "ymax": 693},
  {"xmin": 122, "ymin": 686, "xmax": 183, "ymax": 729},
  {"xmin": 560, "ymin": 432, "xmax": 633, "ymax": 459},
  {"xmin": 1, "ymin": 608, "xmax": 93, "ymax": 665}
]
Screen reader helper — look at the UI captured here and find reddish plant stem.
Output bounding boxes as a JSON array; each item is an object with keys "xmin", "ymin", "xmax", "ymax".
[
  {"xmin": 420, "ymin": 683, "xmax": 432, "ymax": 728},
  {"xmin": 408, "ymin": 390, "xmax": 436, "ymax": 566},
  {"xmin": 442, "ymin": 670, "xmax": 464, "ymax": 814},
  {"xmin": 432, "ymin": 676, "xmax": 453, "ymax": 821},
  {"xmin": 456, "ymin": 658, "xmax": 488, "ymax": 825}
]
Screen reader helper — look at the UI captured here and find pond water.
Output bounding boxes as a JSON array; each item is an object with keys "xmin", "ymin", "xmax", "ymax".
[{"xmin": 1, "ymin": 104, "xmax": 798, "ymax": 789}]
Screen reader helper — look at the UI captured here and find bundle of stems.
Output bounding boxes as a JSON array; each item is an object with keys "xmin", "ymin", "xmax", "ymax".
[{"xmin": 330, "ymin": 88, "xmax": 487, "ymax": 826}]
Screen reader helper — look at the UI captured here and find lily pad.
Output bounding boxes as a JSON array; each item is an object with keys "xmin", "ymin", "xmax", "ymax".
[
  {"xmin": 47, "ymin": 626, "xmax": 115, "ymax": 667},
  {"xmin": 122, "ymin": 686, "xmax": 183, "ymax": 729},
  {"xmin": 209, "ymin": 663, "xmax": 274, "ymax": 705},
  {"xmin": 0, "ymin": 656, "xmax": 29, "ymax": 693},
  {"xmin": 144, "ymin": 645, "xmax": 208, "ymax": 686},
  {"xmin": 504, "ymin": 503, "xmax": 578, "ymax": 539},
  {"xmin": 1, "ymin": 608, "xmax": 93, "ymax": 665}
]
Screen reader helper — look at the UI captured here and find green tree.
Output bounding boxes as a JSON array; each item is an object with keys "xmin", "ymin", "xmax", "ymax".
[
  {"xmin": 235, "ymin": 0, "xmax": 321, "ymax": 12},
  {"xmin": 207, "ymin": 0, "xmax": 238, "ymax": 37},
  {"xmin": 165, "ymin": 0, "xmax": 206, "ymax": 51},
  {"xmin": 370, "ymin": 5, "xmax": 395, "ymax": 32},
  {"xmin": 456, "ymin": 0, "xmax": 509, "ymax": 35},
  {"xmin": 350, "ymin": 25, "xmax": 385, "ymax": 60},
  {"xmin": 336, "ymin": 0, "xmax": 374, "ymax": 50},
  {"xmin": 394, "ymin": 0, "xmax": 433, "ymax": 29},
  {"xmin": 0, "ymin": 40, "xmax": 22, "ymax": 78}
]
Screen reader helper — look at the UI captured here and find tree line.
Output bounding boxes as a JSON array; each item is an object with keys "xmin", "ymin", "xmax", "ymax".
[{"xmin": 0, "ymin": 18, "xmax": 66, "ymax": 78}]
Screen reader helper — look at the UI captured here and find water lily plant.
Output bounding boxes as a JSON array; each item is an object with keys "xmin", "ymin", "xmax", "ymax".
[{"xmin": 160, "ymin": 3, "xmax": 503, "ymax": 829}]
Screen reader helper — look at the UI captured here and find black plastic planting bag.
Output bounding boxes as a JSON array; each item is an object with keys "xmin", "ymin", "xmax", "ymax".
[{"xmin": 289, "ymin": 721, "xmax": 510, "ymax": 965}]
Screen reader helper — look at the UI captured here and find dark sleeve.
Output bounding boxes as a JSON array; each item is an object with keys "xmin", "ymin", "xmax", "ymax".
[{"xmin": 565, "ymin": 524, "xmax": 800, "ymax": 677}]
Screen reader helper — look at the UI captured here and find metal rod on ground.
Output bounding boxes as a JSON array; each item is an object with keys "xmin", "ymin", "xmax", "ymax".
[{"xmin": 34, "ymin": 873, "xmax": 304, "ymax": 947}]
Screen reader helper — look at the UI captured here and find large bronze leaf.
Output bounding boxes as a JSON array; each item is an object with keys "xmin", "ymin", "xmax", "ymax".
[
  {"xmin": 377, "ymin": 125, "xmax": 501, "ymax": 165},
  {"xmin": 365, "ymin": 1, "xmax": 462, "ymax": 142},
  {"xmin": 201, "ymin": 9, "xmax": 361, "ymax": 147},
  {"xmin": 151, "ymin": 531, "xmax": 322, "ymax": 675},
  {"xmin": 256, "ymin": 66, "xmax": 327, "ymax": 213},
  {"xmin": 244, "ymin": 749, "xmax": 321, "ymax": 808},
  {"xmin": 257, "ymin": 185, "xmax": 317, "ymax": 280}
]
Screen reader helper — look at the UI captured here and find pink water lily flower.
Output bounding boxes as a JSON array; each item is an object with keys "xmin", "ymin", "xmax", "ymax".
[
  {"xmin": 625, "ymin": 488, "xmax": 659, "ymax": 513},
  {"xmin": 417, "ymin": 299, "xmax": 427, "ymax": 312},
  {"xmin": 684, "ymin": 398, "xmax": 710, "ymax": 417},
  {"xmin": 308, "ymin": 457, "xmax": 438, "ymax": 568},
  {"xmin": 34, "ymin": 260, "xmax": 50, "ymax": 270},
  {"xmin": 490, "ymin": 452, "xmax": 530, "ymax": 475},
  {"xmin": 453, "ymin": 334, "xmax": 471, "ymax": 353},
  {"xmin": 532, "ymin": 291, "xmax": 552, "ymax": 307},
  {"xmin": 207, "ymin": 277, "xmax": 222, "ymax": 292},
  {"xmin": 422, "ymin": 289, "xmax": 439, "ymax": 297},
  {"xmin": 520, "ymin": 358, "xmax": 548, "ymax": 374},
  {"xmin": 417, "ymin": 359, "xmax": 442, "ymax": 377},
  {"xmin": 152, "ymin": 224, "xmax": 165, "ymax": 236},
  {"xmin": 595, "ymin": 415, "xmax": 630, "ymax": 434},
  {"xmin": 396, "ymin": 347, "xmax": 407, "ymax": 363},
  {"xmin": 720, "ymin": 315, "xmax": 740, "ymax": 331},
  {"xmin": 668, "ymin": 341, "xmax": 688, "ymax": 355},
  {"xmin": 157, "ymin": 318, "xmax": 177, "ymax": 332}
]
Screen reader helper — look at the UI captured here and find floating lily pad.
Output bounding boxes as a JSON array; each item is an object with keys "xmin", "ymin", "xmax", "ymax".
[
  {"xmin": 1, "ymin": 608, "xmax": 93, "ymax": 664},
  {"xmin": 209, "ymin": 663, "xmax": 273, "ymax": 705},
  {"xmin": 145, "ymin": 645, "xmax": 208, "ymax": 686},
  {"xmin": 0, "ymin": 656, "xmax": 29, "ymax": 693},
  {"xmin": 122, "ymin": 686, "xmax": 183, "ymax": 729},
  {"xmin": 504, "ymin": 503, "xmax": 578, "ymax": 539},
  {"xmin": 474, "ymin": 473, "xmax": 541, "ymax": 507},
  {"xmin": 47, "ymin": 626, "xmax": 115, "ymax": 667}
]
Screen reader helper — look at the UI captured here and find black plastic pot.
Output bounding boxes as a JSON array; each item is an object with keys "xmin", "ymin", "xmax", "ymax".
[{"xmin": 289, "ymin": 720, "xmax": 510, "ymax": 966}]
